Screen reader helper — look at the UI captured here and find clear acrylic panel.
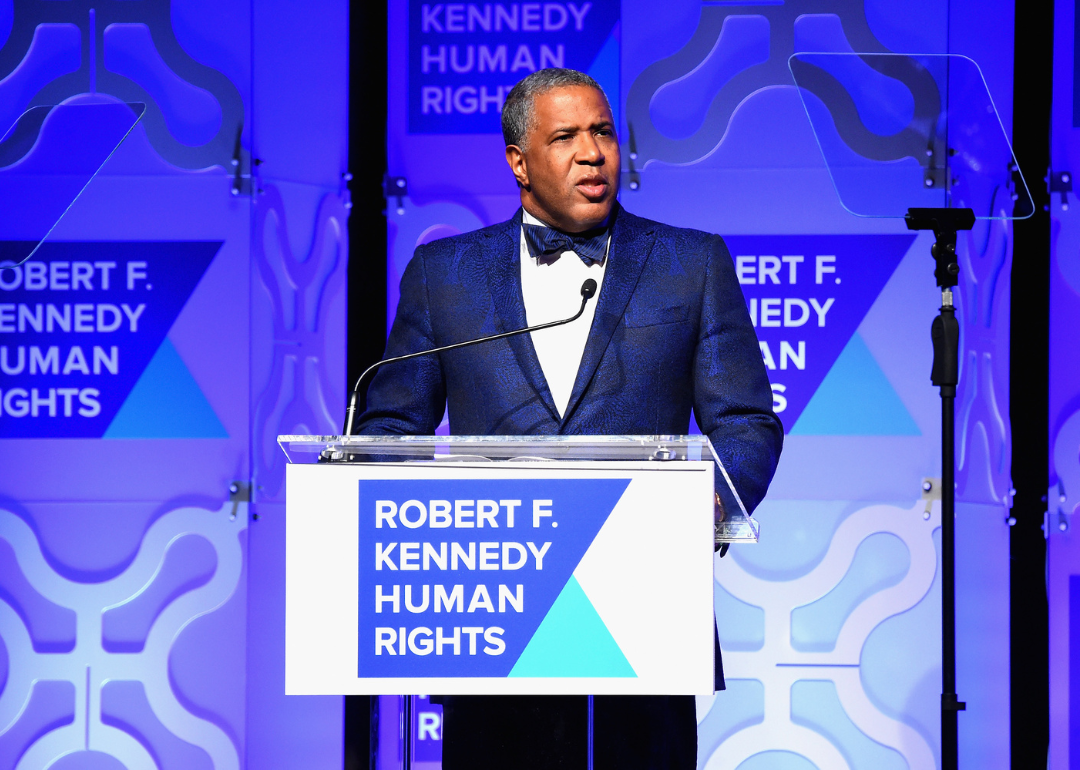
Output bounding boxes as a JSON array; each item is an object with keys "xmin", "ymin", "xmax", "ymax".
[
  {"xmin": 287, "ymin": 435, "xmax": 732, "ymax": 769},
  {"xmin": 279, "ymin": 433, "xmax": 757, "ymax": 542},
  {"xmin": 788, "ymin": 52, "xmax": 1033, "ymax": 220},
  {"xmin": 0, "ymin": 101, "xmax": 146, "ymax": 266}
]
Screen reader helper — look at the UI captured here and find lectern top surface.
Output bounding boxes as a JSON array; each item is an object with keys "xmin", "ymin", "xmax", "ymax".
[{"xmin": 278, "ymin": 434, "xmax": 757, "ymax": 543}]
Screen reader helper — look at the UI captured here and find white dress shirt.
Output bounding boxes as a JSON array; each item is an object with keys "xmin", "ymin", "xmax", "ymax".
[{"xmin": 519, "ymin": 209, "xmax": 609, "ymax": 418}]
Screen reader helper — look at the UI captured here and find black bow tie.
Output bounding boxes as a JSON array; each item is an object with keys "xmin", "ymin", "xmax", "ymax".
[{"xmin": 522, "ymin": 223, "xmax": 609, "ymax": 266}]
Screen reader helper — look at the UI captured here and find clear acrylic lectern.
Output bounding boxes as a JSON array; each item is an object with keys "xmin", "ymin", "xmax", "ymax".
[{"xmin": 280, "ymin": 433, "xmax": 752, "ymax": 769}]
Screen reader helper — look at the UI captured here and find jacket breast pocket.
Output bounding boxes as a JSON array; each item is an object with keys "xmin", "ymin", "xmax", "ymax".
[{"xmin": 623, "ymin": 304, "xmax": 691, "ymax": 329}]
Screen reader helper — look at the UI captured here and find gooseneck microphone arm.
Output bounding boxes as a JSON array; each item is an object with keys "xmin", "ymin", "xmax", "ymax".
[{"xmin": 342, "ymin": 278, "xmax": 599, "ymax": 435}]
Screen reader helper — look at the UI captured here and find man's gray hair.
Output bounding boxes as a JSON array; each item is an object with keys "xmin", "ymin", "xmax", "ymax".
[{"xmin": 501, "ymin": 68, "xmax": 609, "ymax": 149}]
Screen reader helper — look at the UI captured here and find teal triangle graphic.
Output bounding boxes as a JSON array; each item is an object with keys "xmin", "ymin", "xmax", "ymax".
[
  {"xmin": 104, "ymin": 338, "xmax": 228, "ymax": 439},
  {"xmin": 587, "ymin": 24, "xmax": 620, "ymax": 131},
  {"xmin": 791, "ymin": 332, "xmax": 920, "ymax": 436},
  {"xmin": 509, "ymin": 576, "xmax": 636, "ymax": 678}
]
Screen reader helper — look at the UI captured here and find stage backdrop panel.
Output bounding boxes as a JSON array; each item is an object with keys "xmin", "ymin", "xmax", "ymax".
[
  {"xmin": 386, "ymin": 0, "xmax": 1016, "ymax": 767},
  {"xmin": 1048, "ymin": 1, "xmax": 1080, "ymax": 768},
  {"xmin": 0, "ymin": 1, "xmax": 348, "ymax": 767}
]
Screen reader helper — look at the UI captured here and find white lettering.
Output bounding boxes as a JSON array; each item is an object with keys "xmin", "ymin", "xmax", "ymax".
[
  {"xmin": 399, "ymin": 500, "xmax": 427, "ymax": 528},
  {"xmin": 94, "ymin": 261, "xmax": 116, "ymax": 290},
  {"xmin": 483, "ymin": 627, "xmax": 505, "ymax": 654},
  {"xmin": 421, "ymin": 4, "xmax": 444, "ymax": 32},
  {"xmin": 477, "ymin": 500, "xmax": 499, "ymax": 527},
  {"xmin": 780, "ymin": 341, "xmax": 805, "ymax": 370},
  {"xmin": 815, "ymin": 255, "xmax": 836, "ymax": 284},
  {"xmin": 567, "ymin": 2, "xmax": 591, "ymax": 30},
  {"xmin": 760, "ymin": 341, "xmax": 776, "ymax": 370},
  {"xmin": 400, "ymin": 542, "xmax": 420, "ymax": 570},
  {"xmin": 467, "ymin": 584, "xmax": 495, "ymax": 612},
  {"xmin": 527, "ymin": 541, "xmax": 551, "ymax": 569},
  {"xmin": 760, "ymin": 298, "xmax": 781, "ymax": 327},
  {"xmin": 30, "ymin": 346, "xmax": 58, "ymax": 375},
  {"xmin": 121, "ymin": 303, "xmax": 146, "ymax": 332},
  {"xmin": 72, "ymin": 262, "xmax": 94, "ymax": 290},
  {"xmin": 435, "ymin": 584, "xmax": 464, "ymax": 612},
  {"xmin": 376, "ymin": 542, "xmax": 398, "ymax": 571},
  {"xmin": 499, "ymin": 584, "xmax": 524, "ymax": 612},
  {"xmin": 376, "ymin": 584, "xmax": 400, "ymax": 613},
  {"xmin": 62, "ymin": 346, "xmax": 90, "ymax": 375},
  {"xmin": 502, "ymin": 542, "xmax": 527, "ymax": 569},
  {"xmin": 376, "ymin": 500, "xmax": 397, "ymax": 528},
  {"xmin": 510, "ymin": 44, "xmax": 535, "ymax": 72},
  {"xmin": 126, "ymin": 261, "xmax": 148, "ymax": 290},
  {"xmin": 93, "ymin": 346, "xmax": 118, "ymax": 375},
  {"xmin": 375, "ymin": 628, "xmax": 397, "ymax": 655},
  {"xmin": 408, "ymin": 627, "xmax": 434, "ymax": 655},
  {"xmin": 782, "ymin": 255, "xmax": 804, "ymax": 283},
  {"xmin": 49, "ymin": 261, "xmax": 70, "ymax": 290},
  {"xmin": 97, "ymin": 304, "xmax": 122, "ymax": 332},
  {"xmin": 772, "ymin": 383, "xmax": 787, "ymax": 412},
  {"xmin": 809, "ymin": 297, "xmax": 834, "ymax": 326},
  {"xmin": 0, "ymin": 346, "xmax": 24, "ymax": 375},
  {"xmin": 423, "ymin": 542, "xmax": 448, "ymax": 570},
  {"xmin": 405, "ymin": 584, "xmax": 430, "ymax": 612},
  {"xmin": 784, "ymin": 298, "xmax": 809, "ymax": 327},
  {"xmin": 532, "ymin": 499, "xmax": 552, "ymax": 527},
  {"xmin": 77, "ymin": 388, "xmax": 100, "ymax": 417}
]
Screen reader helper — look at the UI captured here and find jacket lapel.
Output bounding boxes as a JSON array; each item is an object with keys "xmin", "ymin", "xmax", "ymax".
[
  {"xmin": 483, "ymin": 210, "xmax": 562, "ymax": 423},
  {"xmin": 561, "ymin": 206, "xmax": 657, "ymax": 427}
]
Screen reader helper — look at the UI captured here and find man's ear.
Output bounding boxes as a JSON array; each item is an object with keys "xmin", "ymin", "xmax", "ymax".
[{"xmin": 505, "ymin": 145, "xmax": 530, "ymax": 189}]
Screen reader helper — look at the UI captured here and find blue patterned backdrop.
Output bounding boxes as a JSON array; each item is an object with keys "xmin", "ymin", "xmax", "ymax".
[
  {"xmin": 0, "ymin": 0, "xmax": 1024, "ymax": 767},
  {"xmin": 0, "ymin": 0, "xmax": 348, "ymax": 767},
  {"xmin": 1049, "ymin": 1, "xmax": 1080, "ymax": 767}
]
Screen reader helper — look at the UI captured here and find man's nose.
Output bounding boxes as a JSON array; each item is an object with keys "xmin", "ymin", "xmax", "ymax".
[{"xmin": 576, "ymin": 135, "xmax": 604, "ymax": 164}]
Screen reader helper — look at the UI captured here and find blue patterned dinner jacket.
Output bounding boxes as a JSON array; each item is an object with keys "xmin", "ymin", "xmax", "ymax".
[{"xmin": 358, "ymin": 204, "xmax": 783, "ymax": 513}]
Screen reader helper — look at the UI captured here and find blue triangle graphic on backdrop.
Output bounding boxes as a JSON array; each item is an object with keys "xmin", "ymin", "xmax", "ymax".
[
  {"xmin": 104, "ymin": 338, "xmax": 227, "ymax": 439},
  {"xmin": 510, "ymin": 576, "xmax": 636, "ymax": 678},
  {"xmin": 723, "ymin": 234, "xmax": 916, "ymax": 432},
  {"xmin": 791, "ymin": 332, "xmax": 920, "ymax": 436}
]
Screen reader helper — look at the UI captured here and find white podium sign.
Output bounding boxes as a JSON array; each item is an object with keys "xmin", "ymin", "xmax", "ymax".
[{"xmin": 285, "ymin": 459, "xmax": 715, "ymax": 695}]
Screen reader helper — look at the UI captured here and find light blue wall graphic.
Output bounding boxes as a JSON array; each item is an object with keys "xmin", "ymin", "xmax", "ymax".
[
  {"xmin": 790, "ymin": 532, "xmax": 911, "ymax": 653},
  {"xmin": 104, "ymin": 338, "xmax": 228, "ymax": 439},
  {"xmin": 790, "ymin": 332, "xmax": 920, "ymax": 436},
  {"xmin": 509, "ymin": 575, "xmax": 635, "ymax": 678},
  {"xmin": 791, "ymin": 680, "xmax": 908, "ymax": 770}
]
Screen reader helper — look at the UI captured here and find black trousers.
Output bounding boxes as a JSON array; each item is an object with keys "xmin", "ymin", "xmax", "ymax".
[{"xmin": 439, "ymin": 695, "xmax": 697, "ymax": 770}]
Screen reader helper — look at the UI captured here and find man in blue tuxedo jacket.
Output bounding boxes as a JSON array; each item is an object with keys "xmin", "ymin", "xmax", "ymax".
[{"xmin": 356, "ymin": 68, "xmax": 782, "ymax": 770}]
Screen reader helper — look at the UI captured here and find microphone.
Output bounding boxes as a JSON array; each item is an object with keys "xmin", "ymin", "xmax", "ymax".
[{"xmin": 343, "ymin": 278, "xmax": 599, "ymax": 435}]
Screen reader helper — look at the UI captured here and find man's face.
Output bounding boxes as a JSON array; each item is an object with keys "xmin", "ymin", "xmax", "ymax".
[{"xmin": 506, "ymin": 85, "xmax": 620, "ymax": 233}]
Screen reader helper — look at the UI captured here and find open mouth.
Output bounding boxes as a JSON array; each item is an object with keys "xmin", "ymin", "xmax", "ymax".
[{"xmin": 575, "ymin": 177, "xmax": 609, "ymax": 198}]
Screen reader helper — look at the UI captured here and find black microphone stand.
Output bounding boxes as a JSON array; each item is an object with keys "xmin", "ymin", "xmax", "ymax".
[
  {"xmin": 905, "ymin": 206, "xmax": 974, "ymax": 770},
  {"xmin": 342, "ymin": 278, "xmax": 598, "ymax": 436}
]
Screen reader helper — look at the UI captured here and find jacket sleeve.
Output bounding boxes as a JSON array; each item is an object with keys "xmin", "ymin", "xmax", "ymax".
[
  {"xmin": 354, "ymin": 244, "xmax": 447, "ymax": 435},
  {"xmin": 693, "ymin": 234, "xmax": 784, "ymax": 513}
]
